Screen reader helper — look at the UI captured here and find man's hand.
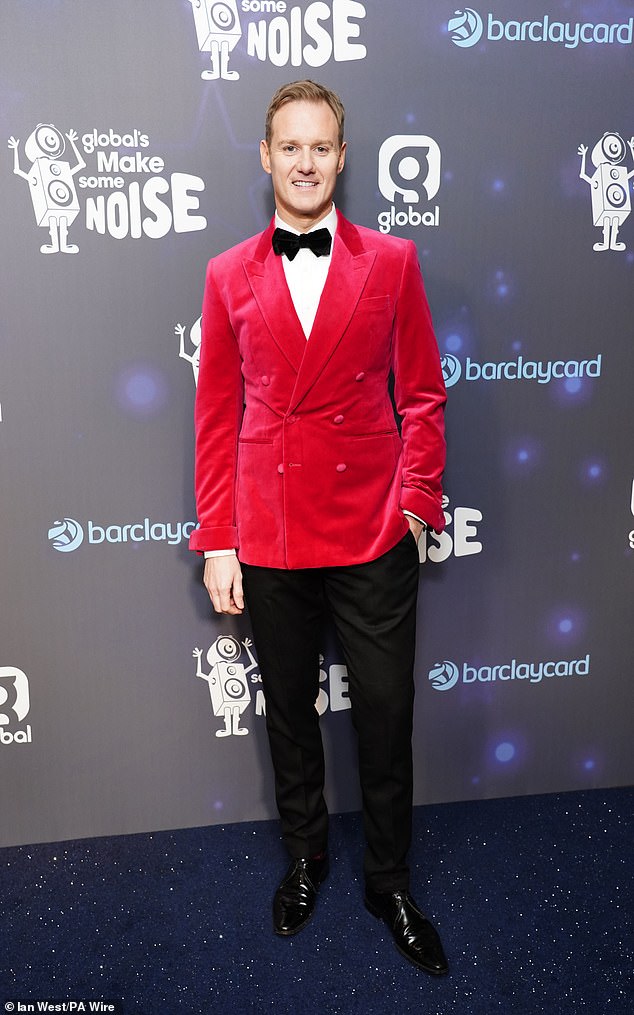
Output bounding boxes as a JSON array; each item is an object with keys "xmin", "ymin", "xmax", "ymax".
[
  {"xmin": 203, "ymin": 555, "xmax": 245, "ymax": 615},
  {"xmin": 407, "ymin": 517, "xmax": 425, "ymax": 543}
]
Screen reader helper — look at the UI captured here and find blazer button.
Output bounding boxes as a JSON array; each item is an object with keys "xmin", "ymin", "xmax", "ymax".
[
  {"xmin": 336, "ymin": 463, "xmax": 347, "ymax": 473},
  {"xmin": 277, "ymin": 464, "xmax": 284, "ymax": 474},
  {"xmin": 261, "ymin": 375, "xmax": 270, "ymax": 386},
  {"xmin": 355, "ymin": 372, "xmax": 365, "ymax": 382},
  {"xmin": 333, "ymin": 414, "xmax": 344, "ymax": 424}
]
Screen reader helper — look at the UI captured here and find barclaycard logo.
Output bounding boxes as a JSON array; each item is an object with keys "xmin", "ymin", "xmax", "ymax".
[
  {"xmin": 448, "ymin": 8, "xmax": 483, "ymax": 47},
  {"xmin": 441, "ymin": 354, "xmax": 462, "ymax": 388},
  {"xmin": 448, "ymin": 8, "xmax": 634, "ymax": 49},
  {"xmin": 48, "ymin": 516, "xmax": 198, "ymax": 551},
  {"xmin": 440, "ymin": 354, "xmax": 602, "ymax": 387},
  {"xmin": 429, "ymin": 660, "xmax": 460, "ymax": 691},
  {"xmin": 429, "ymin": 655, "xmax": 591, "ymax": 690},
  {"xmin": 48, "ymin": 517, "xmax": 84, "ymax": 552}
]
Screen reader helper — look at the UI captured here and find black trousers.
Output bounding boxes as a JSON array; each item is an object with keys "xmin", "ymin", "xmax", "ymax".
[{"xmin": 241, "ymin": 531, "xmax": 420, "ymax": 892}]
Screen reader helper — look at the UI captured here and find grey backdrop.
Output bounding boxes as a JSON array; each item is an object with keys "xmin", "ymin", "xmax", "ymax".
[{"xmin": 1, "ymin": 0, "xmax": 632, "ymax": 848}]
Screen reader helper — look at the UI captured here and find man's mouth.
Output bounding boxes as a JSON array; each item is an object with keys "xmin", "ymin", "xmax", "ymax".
[{"xmin": 292, "ymin": 181, "xmax": 318, "ymax": 188}]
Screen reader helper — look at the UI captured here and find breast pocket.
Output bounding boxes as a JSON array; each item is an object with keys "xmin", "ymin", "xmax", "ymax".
[
  {"xmin": 348, "ymin": 295, "xmax": 394, "ymax": 364},
  {"xmin": 356, "ymin": 295, "xmax": 392, "ymax": 314}
]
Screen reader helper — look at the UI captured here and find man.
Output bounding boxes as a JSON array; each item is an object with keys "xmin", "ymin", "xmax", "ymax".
[{"xmin": 190, "ymin": 80, "xmax": 448, "ymax": 975}]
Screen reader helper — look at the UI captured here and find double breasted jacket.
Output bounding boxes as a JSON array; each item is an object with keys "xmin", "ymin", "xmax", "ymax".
[{"xmin": 190, "ymin": 211, "xmax": 446, "ymax": 569}]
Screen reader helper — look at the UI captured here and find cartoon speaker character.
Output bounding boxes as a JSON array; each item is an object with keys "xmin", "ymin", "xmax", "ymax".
[
  {"xmin": 8, "ymin": 124, "xmax": 86, "ymax": 254},
  {"xmin": 193, "ymin": 635, "xmax": 257, "ymax": 737},
  {"xmin": 187, "ymin": 0, "xmax": 242, "ymax": 80},
  {"xmin": 175, "ymin": 316, "xmax": 202, "ymax": 385},
  {"xmin": 578, "ymin": 132, "xmax": 634, "ymax": 251}
]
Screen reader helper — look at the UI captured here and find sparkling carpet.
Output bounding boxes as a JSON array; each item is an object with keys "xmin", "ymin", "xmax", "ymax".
[{"xmin": 1, "ymin": 788, "xmax": 631, "ymax": 1014}]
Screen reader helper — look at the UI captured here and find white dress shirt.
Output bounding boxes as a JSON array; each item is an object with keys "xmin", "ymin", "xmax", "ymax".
[{"xmin": 275, "ymin": 204, "xmax": 337, "ymax": 338}]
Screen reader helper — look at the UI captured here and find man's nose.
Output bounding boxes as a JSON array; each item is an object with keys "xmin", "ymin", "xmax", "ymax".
[{"xmin": 296, "ymin": 147, "xmax": 316, "ymax": 172}]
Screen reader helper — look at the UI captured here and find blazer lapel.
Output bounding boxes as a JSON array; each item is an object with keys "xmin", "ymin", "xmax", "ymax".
[
  {"xmin": 288, "ymin": 215, "xmax": 376, "ymax": 412},
  {"xmin": 242, "ymin": 223, "xmax": 306, "ymax": 373}
]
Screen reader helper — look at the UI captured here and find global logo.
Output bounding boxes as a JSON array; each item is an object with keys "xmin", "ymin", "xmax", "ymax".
[
  {"xmin": 378, "ymin": 135, "xmax": 441, "ymax": 205},
  {"xmin": 0, "ymin": 666, "xmax": 30, "ymax": 725},
  {"xmin": 428, "ymin": 660, "xmax": 460, "ymax": 691},
  {"xmin": 0, "ymin": 665, "xmax": 32, "ymax": 745},
  {"xmin": 48, "ymin": 517, "xmax": 84, "ymax": 552},
  {"xmin": 441, "ymin": 354, "xmax": 462, "ymax": 388},
  {"xmin": 377, "ymin": 133, "xmax": 442, "ymax": 234},
  {"xmin": 448, "ymin": 8, "xmax": 483, "ymax": 47}
]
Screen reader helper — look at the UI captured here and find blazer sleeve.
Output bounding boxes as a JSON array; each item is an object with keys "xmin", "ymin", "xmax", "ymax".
[
  {"xmin": 392, "ymin": 240, "xmax": 447, "ymax": 532},
  {"xmin": 189, "ymin": 258, "xmax": 244, "ymax": 553}
]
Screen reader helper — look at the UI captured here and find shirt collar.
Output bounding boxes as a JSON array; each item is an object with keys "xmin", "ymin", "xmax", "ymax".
[{"xmin": 275, "ymin": 204, "xmax": 337, "ymax": 239}]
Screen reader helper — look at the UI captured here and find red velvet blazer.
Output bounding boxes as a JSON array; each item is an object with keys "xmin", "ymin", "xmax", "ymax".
[{"xmin": 190, "ymin": 211, "xmax": 446, "ymax": 569}]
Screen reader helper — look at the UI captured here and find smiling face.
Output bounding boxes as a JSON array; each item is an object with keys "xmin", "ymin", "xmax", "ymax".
[{"xmin": 260, "ymin": 99, "xmax": 346, "ymax": 232}]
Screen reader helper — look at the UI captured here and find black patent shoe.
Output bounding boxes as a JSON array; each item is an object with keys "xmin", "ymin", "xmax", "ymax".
[
  {"xmin": 365, "ymin": 887, "xmax": 449, "ymax": 975},
  {"xmin": 273, "ymin": 854, "xmax": 329, "ymax": 936}
]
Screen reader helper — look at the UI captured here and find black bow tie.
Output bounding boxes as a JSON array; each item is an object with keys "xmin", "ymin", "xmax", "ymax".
[{"xmin": 272, "ymin": 226, "xmax": 332, "ymax": 261}]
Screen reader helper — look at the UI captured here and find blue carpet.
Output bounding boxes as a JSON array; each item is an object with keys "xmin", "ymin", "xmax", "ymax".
[{"xmin": 0, "ymin": 788, "xmax": 631, "ymax": 1014}]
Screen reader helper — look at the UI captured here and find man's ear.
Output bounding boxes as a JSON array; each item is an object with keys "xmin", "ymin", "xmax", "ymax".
[
  {"xmin": 260, "ymin": 140, "xmax": 271, "ymax": 174},
  {"xmin": 337, "ymin": 141, "xmax": 347, "ymax": 174}
]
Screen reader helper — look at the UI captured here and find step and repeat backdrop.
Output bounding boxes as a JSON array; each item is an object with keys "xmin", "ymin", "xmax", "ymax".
[{"xmin": 1, "ymin": 1, "xmax": 632, "ymax": 847}]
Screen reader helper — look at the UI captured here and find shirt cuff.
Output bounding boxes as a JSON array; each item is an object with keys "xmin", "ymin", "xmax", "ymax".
[
  {"xmin": 403, "ymin": 510, "xmax": 428, "ymax": 530},
  {"xmin": 204, "ymin": 549, "xmax": 237, "ymax": 559}
]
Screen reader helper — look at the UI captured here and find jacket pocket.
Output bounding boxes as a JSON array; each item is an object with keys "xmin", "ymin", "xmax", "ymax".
[
  {"xmin": 350, "ymin": 428, "xmax": 399, "ymax": 440},
  {"xmin": 356, "ymin": 295, "xmax": 392, "ymax": 313}
]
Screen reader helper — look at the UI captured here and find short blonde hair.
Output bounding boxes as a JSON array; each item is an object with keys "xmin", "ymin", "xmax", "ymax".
[{"xmin": 265, "ymin": 80, "xmax": 345, "ymax": 148}]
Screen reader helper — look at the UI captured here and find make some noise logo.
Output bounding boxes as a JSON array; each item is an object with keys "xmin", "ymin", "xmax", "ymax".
[
  {"xmin": 195, "ymin": 636, "xmax": 352, "ymax": 738},
  {"xmin": 418, "ymin": 494, "xmax": 482, "ymax": 563},
  {"xmin": 0, "ymin": 666, "xmax": 32, "ymax": 746},
  {"xmin": 7, "ymin": 124, "xmax": 206, "ymax": 253},
  {"xmin": 48, "ymin": 516, "xmax": 197, "ymax": 552},
  {"xmin": 377, "ymin": 134, "xmax": 441, "ymax": 234},
  {"xmin": 448, "ymin": 8, "xmax": 633, "ymax": 49},
  {"xmin": 429, "ymin": 654, "xmax": 590, "ymax": 691},
  {"xmin": 441, "ymin": 353, "xmax": 602, "ymax": 388},
  {"xmin": 186, "ymin": 0, "xmax": 367, "ymax": 81}
]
